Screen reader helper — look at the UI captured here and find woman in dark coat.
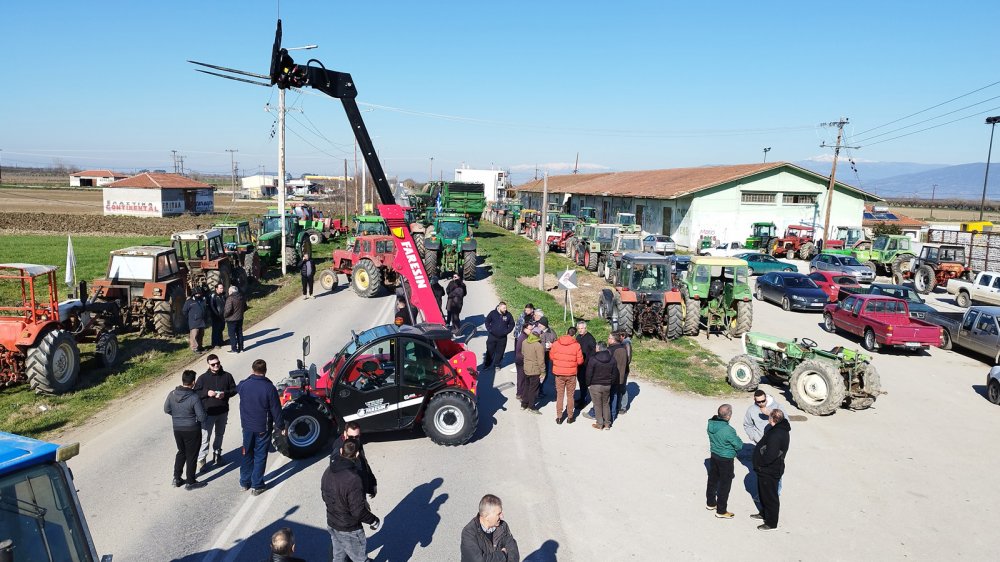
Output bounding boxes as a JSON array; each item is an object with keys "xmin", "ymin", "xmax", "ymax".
[{"xmin": 445, "ymin": 274, "xmax": 467, "ymax": 331}]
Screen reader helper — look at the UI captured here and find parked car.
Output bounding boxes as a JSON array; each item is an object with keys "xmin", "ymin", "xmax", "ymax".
[
  {"xmin": 734, "ymin": 252, "xmax": 796, "ymax": 275},
  {"xmin": 642, "ymin": 234, "xmax": 676, "ymax": 255},
  {"xmin": 700, "ymin": 241, "xmax": 744, "ymax": 257},
  {"xmin": 946, "ymin": 271, "xmax": 1000, "ymax": 308},
  {"xmin": 927, "ymin": 306, "xmax": 1000, "ymax": 364},
  {"xmin": 823, "ymin": 294, "xmax": 942, "ymax": 352},
  {"xmin": 839, "ymin": 283, "xmax": 937, "ymax": 319},
  {"xmin": 753, "ymin": 272, "xmax": 830, "ymax": 312},
  {"xmin": 807, "ymin": 271, "xmax": 862, "ymax": 302},
  {"xmin": 810, "ymin": 253, "xmax": 875, "ymax": 283},
  {"xmin": 986, "ymin": 365, "xmax": 1000, "ymax": 404}
]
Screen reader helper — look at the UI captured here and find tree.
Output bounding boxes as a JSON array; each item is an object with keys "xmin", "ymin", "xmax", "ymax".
[{"xmin": 871, "ymin": 221, "xmax": 902, "ymax": 236}]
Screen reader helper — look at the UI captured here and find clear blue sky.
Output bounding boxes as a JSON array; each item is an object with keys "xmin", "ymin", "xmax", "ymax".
[{"xmin": 2, "ymin": 0, "xmax": 999, "ymax": 185}]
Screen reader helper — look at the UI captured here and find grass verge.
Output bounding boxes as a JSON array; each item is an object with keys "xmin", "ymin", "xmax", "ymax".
[{"xmin": 476, "ymin": 223, "xmax": 733, "ymax": 396}]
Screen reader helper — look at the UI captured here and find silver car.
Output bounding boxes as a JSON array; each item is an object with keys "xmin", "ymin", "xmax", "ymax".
[
  {"xmin": 809, "ymin": 253, "xmax": 875, "ymax": 283},
  {"xmin": 642, "ymin": 234, "xmax": 676, "ymax": 255}
]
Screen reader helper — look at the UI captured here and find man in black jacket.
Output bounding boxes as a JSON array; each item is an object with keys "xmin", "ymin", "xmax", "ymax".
[
  {"xmin": 264, "ymin": 527, "xmax": 305, "ymax": 562},
  {"xmin": 209, "ymin": 283, "xmax": 227, "ymax": 348},
  {"xmin": 163, "ymin": 369, "xmax": 207, "ymax": 490},
  {"xmin": 182, "ymin": 288, "xmax": 208, "ymax": 352},
  {"xmin": 752, "ymin": 409, "xmax": 791, "ymax": 530},
  {"xmin": 224, "ymin": 285, "xmax": 246, "ymax": 353},
  {"xmin": 574, "ymin": 321, "xmax": 597, "ymax": 410},
  {"xmin": 483, "ymin": 302, "xmax": 515, "ymax": 371},
  {"xmin": 585, "ymin": 343, "xmax": 618, "ymax": 430},
  {"xmin": 460, "ymin": 494, "xmax": 519, "ymax": 562},
  {"xmin": 194, "ymin": 354, "xmax": 237, "ymax": 472},
  {"xmin": 300, "ymin": 253, "xmax": 315, "ymax": 299},
  {"xmin": 330, "ymin": 422, "xmax": 377, "ymax": 498},
  {"xmin": 512, "ymin": 303, "xmax": 534, "ymax": 341},
  {"xmin": 322, "ymin": 438, "xmax": 380, "ymax": 562},
  {"xmin": 446, "ymin": 275, "xmax": 467, "ymax": 331}
]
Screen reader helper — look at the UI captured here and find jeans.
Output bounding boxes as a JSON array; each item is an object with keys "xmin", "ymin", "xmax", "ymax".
[
  {"xmin": 329, "ymin": 527, "xmax": 368, "ymax": 562},
  {"xmin": 706, "ymin": 453, "xmax": 735, "ymax": 514},
  {"xmin": 239, "ymin": 428, "xmax": 271, "ymax": 490},
  {"xmin": 589, "ymin": 384, "xmax": 611, "ymax": 427},
  {"xmin": 211, "ymin": 319, "xmax": 226, "ymax": 347},
  {"xmin": 554, "ymin": 375, "xmax": 577, "ymax": 419},
  {"xmin": 301, "ymin": 274, "xmax": 314, "ymax": 296},
  {"xmin": 173, "ymin": 428, "xmax": 201, "ymax": 484},
  {"xmin": 227, "ymin": 320, "xmax": 244, "ymax": 352},
  {"xmin": 198, "ymin": 413, "xmax": 228, "ymax": 462},
  {"xmin": 484, "ymin": 335, "xmax": 507, "ymax": 369}
]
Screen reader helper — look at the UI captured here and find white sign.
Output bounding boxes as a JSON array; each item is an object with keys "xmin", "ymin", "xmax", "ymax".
[
  {"xmin": 558, "ymin": 269, "xmax": 578, "ymax": 290},
  {"xmin": 103, "ymin": 187, "xmax": 163, "ymax": 217}
]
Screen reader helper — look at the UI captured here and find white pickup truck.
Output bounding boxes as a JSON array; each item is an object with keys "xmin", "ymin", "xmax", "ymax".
[
  {"xmin": 699, "ymin": 241, "xmax": 745, "ymax": 257},
  {"xmin": 947, "ymin": 271, "xmax": 1000, "ymax": 308}
]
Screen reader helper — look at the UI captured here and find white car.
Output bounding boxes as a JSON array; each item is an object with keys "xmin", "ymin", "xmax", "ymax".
[
  {"xmin": 988, "ymin": 366, "xmax": 1000, "ymax": 405},
  {"xmin": 700, "ymin": 241, "xmax": 745, "ymax": 257},
  {"xmin": 642, "ymin": 234, "xmax": 676, "ymax": 255}
]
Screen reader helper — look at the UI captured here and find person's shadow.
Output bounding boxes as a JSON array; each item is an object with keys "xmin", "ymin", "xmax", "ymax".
[
  {"xmin": 737, "ymin": 444, "xmax": 761, "ymax": 512},
  {"xmin": 524, "ymin": 539, "xmax": 560, "ymax": 561},
  {"xmin": 367, "ymin": 477, "xmax": 448, "ymax": 561}
]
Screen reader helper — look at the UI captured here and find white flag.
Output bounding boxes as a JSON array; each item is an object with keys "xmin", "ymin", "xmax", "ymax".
[{"xmin": 65, "ymin": 235, "xmax": 76, "ymax": 287}]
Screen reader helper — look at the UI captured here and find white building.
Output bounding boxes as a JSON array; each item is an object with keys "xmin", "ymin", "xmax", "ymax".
[
  {"xmin": 454, "ymin": 167, "xmax": 509, "ymax": 201},
  {"xmin": 515, "ymin": 162, "xmax": 881, "ymax": 249},
  {"xmin": 103, "ymin": 173, "xmax": 214, "ymax": 217},
  {"xmin": 241, "ymin": 174, "xmax": 278, "ymax": 199},
  {"xmin": 70, "ymin": 169, "xmax": 128, "ymax": 187}
]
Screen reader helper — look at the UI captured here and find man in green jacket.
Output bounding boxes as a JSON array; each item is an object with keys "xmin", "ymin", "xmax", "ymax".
[{"xmin": 706, "ymin": 404, "xmax": 744, "ymax": 519}]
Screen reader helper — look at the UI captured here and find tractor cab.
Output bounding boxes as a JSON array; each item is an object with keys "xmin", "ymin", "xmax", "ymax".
[
  {"xmin": 745, "ymin": 222, "xmax": 777, "ymax": 250},
  {"xmin": 616, "ymin": 212, "xmax": 640, "ymax": 233},
  {"xmin": 215, "ymin": 221, "xmax": 256, "ymax": 253},
  {"xmin": 578, "ymin": 206, "xmax": 598, "ymax": 224},
  {"xmin": 680, "ymin": 256, "xmax": 753, "ymax": 337}
]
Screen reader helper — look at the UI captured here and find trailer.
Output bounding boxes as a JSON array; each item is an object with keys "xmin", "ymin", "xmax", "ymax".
[{"xmin": 927, "ymin": 228, "xmax": 1000, "ymax": 274}]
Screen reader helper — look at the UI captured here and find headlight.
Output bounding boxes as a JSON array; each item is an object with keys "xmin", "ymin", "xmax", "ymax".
[{"xmin": 791, "ymin": 295, "xmax": 805, "ymax": 301}]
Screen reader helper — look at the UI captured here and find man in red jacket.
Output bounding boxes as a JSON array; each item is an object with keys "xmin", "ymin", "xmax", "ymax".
[{"xmin": 549, "ymin": 327, "xmax": 583, "ymax": 424}]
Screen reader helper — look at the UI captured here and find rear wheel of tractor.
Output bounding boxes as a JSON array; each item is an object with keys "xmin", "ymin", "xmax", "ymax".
[
  {"xmin": 96, "ymin": 332, "xmax": 119, "ymax": 368},
  {"xmin": 586, "ymin": 250, "xmax": 598, "ymax": 272},
  {"xmin": 607, "ymin": 263, "xmax": 617, "ymax": 283},
  {"xmin": 615, "ymin": 302, "xmax": 634, "ymax": 336},
  {"xmin": 665, "ymin": 303, "xmax": 683, "ymax": 339},
  {"xmin": 892, "ymin": 254, "xmax": 914, "ymax": 279},
  {"xmin": 798, "ymin": 243, "xmax": 814, "ymax": 260},
  {"xmin": 566, "ymin": 237, "xmax": 576, "ymax": 261},
  {"xmin": 988, "ymin": 380, "xmax": 1000, "ymax": 405},
  {"xmin": 734, "ymin": 300, "xmax": 752, "ymax": 336},
  {"xmin": 940, "ymin": 329, "xmax": 953, "ymax": 350},
  {"xmin": 274, "ymin": 400, "xmax": 333, "ymax": 459},
  {"xmin": 413, "ymin": 232, "xmax": 426, "ymax": 259},
  {"xmin": 422, "ymin": 392, "xmax": 478, "ymax": 446},
  {"xmin": 308, "ymin": 231, "xmax": 324, "ymax": 246},
  {"xmin": 956, "ymin": 291, "xmax": 971, "ymax": 308},
  {"xmin": 463, "ymin": 250, "xmax": 477, "ymax": 281},
  {"xmin": 683, "ymin": 296, "xmax": 701, "ymax": 336},
  {"xmin": 597, "ymin": 257, "xmax": 606, "ymax": 277},
  {"xmin": 823, "ymin": 312, "xmax": 837, "ymax": 333},
  {"xmin": 726, "ymin": 354, "xmax": 763, "ymax": 392},
  {"xmin": 425, "ymin": 251, "xmax": 439, "ymax": 279},
  {"xmin": 790, "ymin": 359, "xmax": 845, "ymax": 416},
  {"xmin": 206, "ymin": 267, "xmax": 230, "ymax": 294},
  {"xmin": 244, "ymin": 252, "xmax": 262, "ymax": 282},
  {"xmin": 319, "ymin": 268, "xmax": 338, "ymax": 292},
  {"xmin": 353, "ymin": 259, "xmax": 382, "ymax": 298},
  {"xmin": 26, "ymin": 330, "xmax": 81, "ymax": 395},
  {"xmin": 231, "ymin": 266, "xmax": 248, "ymax": 292},
  {"xmin": 284, "ymin": 247, "xmax": 299, "ymax": 269},
  {"xmin": 862, "ymin": 328, "xmax": 878, "ymax": 351},
  {"xmin": 154, "ymin": 287, "xmax": 185, "ymax": 336},
  {"xmin": 848, "ymin": 363, "xmax": 881, "ymax": 410},
  {"xmin": 892, "ymin": 271, "xmax": 905, "ymax": 285},
  {"xmin": 913, "ymin": 264, "xmax": 937, "ymax": 294}
]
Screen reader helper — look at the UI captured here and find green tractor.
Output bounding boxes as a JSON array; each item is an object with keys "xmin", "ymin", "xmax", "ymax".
[
  {"xmin": 615, "ymin": 212, "xmax": 641, "ymax": 234},
  {"xmin": 424, "ymin": 214, "xmax": 477, "ymax": 280},
  {"xmin": 726, "ymin": 332, "xmax": 881, "ymax": 416},
  {"xmin": 578, "ymin": 206, "xmax": 598, "ymax": 224},
  {"xmin": 257, "ymin": 212, "xmax": 312, "ymax": 269},
  {"xmin": 504, "ymin": 202, "xmax": 524, "ymax": 230},
  {"xmin": 678, "ymin": 256, "xmax": 753, "ymax": 338},
  {"xmin": 745, "ymin": 222, "xmax": 777, "ymax": 251},
  {"xmin": 825, "ymin": 234, "xmax": 914, "ymax": 277},
  {"xmin": 578, "ymin": 223, "xmax": 618, "ymax": 273},
  {"xmin": 214, "ymin": 220, "xmax": 263, "ymax": 282},
  {"xmin": 346, "ymin": 215, "xmax": 389, "ymax": 249}
]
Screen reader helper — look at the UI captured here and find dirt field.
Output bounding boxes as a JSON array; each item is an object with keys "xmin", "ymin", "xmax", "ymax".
[
  {"xmin": 0, "ymin": 188, "xmax": 271, "ymax": 218},
  {"xmin": 890, "ymin": 205, "xmax": 1000, "ymax": 223}
]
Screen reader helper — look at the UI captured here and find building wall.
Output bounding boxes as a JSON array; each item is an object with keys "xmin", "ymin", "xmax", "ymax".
[
  {"xmin": 103, "ymin": 187, "xmax": 166, "ymax": 217},
  {"xmin": 454, "ymin": 168, "xmax": 508, "ymax": 202},
  {"xmin": 72, "ymin": 175, "xmax": 120, "ymax": 187}
]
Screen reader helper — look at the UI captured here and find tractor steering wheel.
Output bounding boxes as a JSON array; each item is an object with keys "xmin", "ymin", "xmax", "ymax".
[{"xmin": 799, "ymin": 338, "xmax": 818, "ymax": 349}]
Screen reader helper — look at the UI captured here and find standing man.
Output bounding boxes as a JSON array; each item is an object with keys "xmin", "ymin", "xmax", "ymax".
[
  {"xmin": 194, "ymin": 354, "xmax": 237, "ymax": 472},
  {"xmin": 182, "ymin": 287, "xmax": 208, "ymax": 352},
  {"xmin": 209, "ymin": 283, "xmax": 227, "ymax": 349},
  {"xmin": 574, "ymin": 321, "xmax": 597, "ymax": 410},
  {"xmin": 609, "ymin": 332, "xmax": 631, "ymax": 418},
  {"xmin": 322, "ymin": 438, "xmax": 380, "ymax": 562},
  {"xmin": 331, "ymin": 421, "xmax": 378, "ymax": 499},
  {"xmin": 549, "ymin": 327, "xmax": 583, "ymax": 424},
  {"xmin": 300, "ymin": 253, "xmax": 315, "ymax": 299},
  {"xmin": 512, "ymin": 303, "xmax": 535, "ymax": 340},
  {"xmin": 163, "ymin": 369, "xmax": 207, "ymax": 490},
  {"xmin": 267, "ymin": 528, "xmax": 306, "ymax": 562},
  {"xmin": 430, "ymin": 275, "xmax": 446, "ymax": 315},
  {"xmin": 534, "ymin": 316, "xmax": 556, "ymax": 400},
  {"xmin": 744, "ymin": 390, "xmax": 786, "ymax": 444},
  {"xmin": 585, "ymin": 342, "xmax": 618, "ymax": 430},
  {"xmin": 483, "ymin": 302, "xmax": 515, "ymax": 370},
  {"xmin": 752, "ymin": 409, "xmax": 791, "ymax": 530},
  {"xmin": 520, "ymin": 326, "xmax": 545, "ymax": 414},
  {"xmin": 446, "ymin": 274, "xmax": 467, "ymax": 331},
  {"xmin": 224, "ymin": 285, "xmax": 246, "ymax": 353},
  {"xmin": 237, "ymin": 359, "xmax": 285, "ymax": 495},
  {"xmin": 706, "ymin": 404, "xmax": 744, "ymax": 519},
  {"xmin": 460, "ymin": 494, "xmax": 519, "ymax": 562},
  {"xmin": 513, "ymin": 317, "xmax": 529, "ymax": 401}
]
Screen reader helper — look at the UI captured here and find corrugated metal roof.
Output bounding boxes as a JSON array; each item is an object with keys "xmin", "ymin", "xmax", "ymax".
[{"xmin": 106, "ymin": 173, "xmax": 213, "ymax": 189}]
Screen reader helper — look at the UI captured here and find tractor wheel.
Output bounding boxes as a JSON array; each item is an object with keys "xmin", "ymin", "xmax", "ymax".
[
  {"xmin": 352, "ymin": 259, "xmax": 382, "ymax": 298},
  {"xmin": 892, "ymin": 271, "xmax": 905, "ymax": 285},
  {"xmin": 425, "ymin": 250, "xmax": 440, "ymax": 279},
  {"xmin": 665, "ymin": 303, "xmax": 683, "ymax": 339},
  {"xmin": 789, "ymin": 359, "xmax": 846, "ymax": 416},
  {"xmin": 862, "ymin": 328, "xmax": 878, "ymax": 352},
  {"xmin": 597, "ymin": 257, "xmax": 606, "ymax": 277},
  {"xmin": 956, "ymin": 290, "xmax": 971, "ymax": 308},
  {"xmin": 913, "ymin": 264, "xmax": 937, "ymax": 294},
  {"xmin": 683, "ymin": 296, "xmax": 701, "ymax": 336},
  {"xmin": 274, "ymin": 400, "xmax": 333, "ymax": 459},
  {"xmin": 798, "ymin": 243, "xmax": 814, "ymax": 260},
  {"xmin": 598, "ymin": 298, "xmax": 609, "ymax": 320},
  {"xmin": 733, "ymin": 300, "xmax": 752, "ymax": 336},
  {"xmin": 847, "ymin": 363, "xmax": 881, "ymax": 411},
  {"xmin": 823, "ymin": 312, "xmax": 837, "ymax": 333},
  {"xmin": 422, "ymin": 391, "xmax": 478, "ymax": 446},
  {"xmin": 231, "ymin": 266, "xmax": 248, "ymax": 292},
  {"xmin": 786, "ymin": 249, "xmax": 795, "ymax": 260},
  {"xmin": 244, "ymin": 252, "xmax": 262, "ymax": 282},
  {"xmin": 462, "ymin": 250, "xmax": 477, "ymax": 281},
  {"xmin": 96, "ymin": 332, "xmax": 119, "ymax": 368},
  {"xmin": 566, "ymin": 237, "xmax": 576, "ymax": 261},
  {"xmin": 413, "ymin": 232, "xmax": 427, "ymax": 259},
  {"xmin": 607, "ymin": 263, "xmax": 617, "ymax": 284},
  {"xmin": 283, "ymin": 246, "xmax": 299, "ymax": 269},
  {"xmin": 153, "ymin": 287, "xmax": 185, "ymax": 336},
  {"xmin": 988, "ymin": 379, "xmax": 1000, "ymax": 405},
  {"xmin": 206, "ymin": 267, "xmax": 230, "ymax": 294},
  {"xmin": 26, "ymin": 330, "xmax": 81, "ymax": 395},
  {"xmin": 308, "ymin": 231, "xmax": 324, "ymax": 246},
  {"xmin": 319, "ymin": 268, "xmax": 338, "ymax": 292},
  {"xmin": 940, "ymin": 329, "xmax": 953, "ymax": 350},
  {"xmin": 891, "ymin": 254, "xmax": 914, "ymax": 278},
  {"xmin": 726, "ymin": 354, "xmax": 762, "ymax": 392},
  {"xmin": 586, "ymin": 251, "xmax": 598, "ymax": 272},
  {"xmin": 863, "ymin": 261, "xmax": 877, "ymax": 276},
  {"xmin": 613, "ymin": 302, "xmax": 634, "ymax": 336}
]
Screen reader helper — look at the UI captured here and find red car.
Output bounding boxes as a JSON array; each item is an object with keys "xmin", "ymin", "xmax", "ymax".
[
  {"xmin": 823, "ymin": 294, "xmax": 942, "ymax": 352},
  {"xmin": 808, "ymin": 271, "xmax": 862, "ymax": 302}
]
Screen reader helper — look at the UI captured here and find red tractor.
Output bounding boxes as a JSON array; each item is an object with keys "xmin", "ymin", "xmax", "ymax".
[
  {"xmin": 771, "ymin": 225, "xmax": 818, "ymax": 260},
  {"xmin": 320, "ymin": 235, "xmax": 402, "ymax": 298}
]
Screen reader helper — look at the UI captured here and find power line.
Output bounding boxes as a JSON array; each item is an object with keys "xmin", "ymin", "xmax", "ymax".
[
  {"xmin": 855, "ymin": 79, "xmax": 1000, "ymax": 136},
  {"xmin": 858, "ymin": 104, "xmax": 1000, "ymax": 148},
  {"xmin": 853, "ymin": 93, "xmax": 1000, "ymax": 144}
]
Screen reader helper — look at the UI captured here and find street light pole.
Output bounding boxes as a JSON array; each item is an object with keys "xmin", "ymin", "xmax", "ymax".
[
  {"xmin": 763, "ymin": 147, "xmax": 771, "ymax": 163},
  {"xmin": 980, "ymin": 116, "xmax": 1000, "ymax": 221}
]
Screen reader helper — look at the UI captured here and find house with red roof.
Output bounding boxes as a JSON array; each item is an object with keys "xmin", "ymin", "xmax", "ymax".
[
  {"xmin": 70, "ymin": 169, "xmax": 128, "ymax": 187},
  {"xmin": 102, "ymin": 173, "xmax": 215, "ymax": 217}
]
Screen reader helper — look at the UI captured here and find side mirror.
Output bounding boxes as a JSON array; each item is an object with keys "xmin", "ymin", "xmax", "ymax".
[{"xmin": 302, "ymin": 335, "xmax": 311, "ymax": 358}]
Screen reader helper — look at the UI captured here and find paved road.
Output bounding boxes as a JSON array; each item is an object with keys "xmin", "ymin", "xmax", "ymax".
[{"xmin": 61, "ymin": 260, "xmax": 996, "ymax": 560}]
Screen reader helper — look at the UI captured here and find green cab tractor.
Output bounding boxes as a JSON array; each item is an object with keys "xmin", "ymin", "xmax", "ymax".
[
  {"xmin": 678, "ymin": 256, "xmax": 753, "ymax": 338},
  {"xmin": 745, "ymin": 222, "xmax": 777, "ymax": 251},
  {"xmin": 825, "ymin": 234, "xmax": 914, "ymax": 277},
  {"xmin": 257, "ymin": 212, "xmax": 312, "ymax": 269},
  {"xmin": 615, "ymin": 212, "xmax": 641, "ymax": 234},
  {"xmin": 346, "ymin": 215, "xmax": 389, "ymax": 249},
  {"xmin": 214, "ymin": 220, "xmax": 263, "ymax": 282},
  {"xmin": 504, "ymin": 202, "xmax": 524, "ymax": 230},
  {"xmin": 726, "ymin": 332, "xmax": 881, "ymax": 416},
  {"xmin": 578, "ymin": 223, "xmax": 618, "ymax": 273},
  {"xmin": 578, "ymin": 206, "xmax": 598, "ymax": 224},
  {"xmin": 424, "ymin": 214, "xmax": 477, "ymax": 280}
]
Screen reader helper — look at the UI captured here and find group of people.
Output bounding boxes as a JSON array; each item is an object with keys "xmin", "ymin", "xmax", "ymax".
[
  {"xmin": 181, "ymin": 282, "xmax": 247, "ymax": 354},
  {"xmin": 705, "ymin": 390, "xmax": 791, "ymax": 530},
  {"xmin": 164, "ymin": 356, "xmax": 285, "ymax": 495}
]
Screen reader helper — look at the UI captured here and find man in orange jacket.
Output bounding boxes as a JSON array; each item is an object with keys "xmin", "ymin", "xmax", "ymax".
[{"xmin": 549, "ymin": 326, "xmax": 584, "ymax": 424}]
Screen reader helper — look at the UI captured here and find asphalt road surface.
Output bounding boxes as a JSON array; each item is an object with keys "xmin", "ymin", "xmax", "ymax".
[{"xmin": 60, "ymin": 259, "xmax": 996, "ymax": 560}]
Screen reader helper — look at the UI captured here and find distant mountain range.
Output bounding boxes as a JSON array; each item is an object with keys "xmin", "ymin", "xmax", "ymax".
[{"xmin": 794, "ymin": 160, "xmax": 1000, "ymax": 200}]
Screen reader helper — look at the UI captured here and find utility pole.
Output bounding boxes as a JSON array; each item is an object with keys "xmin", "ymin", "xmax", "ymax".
[
  {"xmin": 178, "ymin": 156, "xmax": 186, "ymax": 176},
  {"xmin": 226, "ymin": 149, "xmax": 238, "ymax": 202},
  {"xmin": 353, "ymin": 140, "xmax": 360, "ymax": 213},
  {"xmin": 980, "ymin": 116, "xmax": 1000, "ymax": 221},
  {"xmin": 538, "ymin": 172, "xmax": 548, "ymax": 290},
  {"xmin": 278, "ymin": 88, "xmax": 288, "ymax": 275},
  {"xmin": 361, "ymin": 158, "xmax": 367, "ymax": 213},
  {"xmin": 930, "ymin": 184, "xmax": 938, "ymax": 219},
  {"xmin": 763, "ymin": 147, "xmax": 771, "ymax": 163},
  {"xmin": 344, "ymin": 159, "xmax": 349, "ymax": 224},
  {"xmin": 429, "ymin": 157, "xmax": 434, "ymax": 184},
  {"xmin": 819, "ymin": 118, "xmax": 857, "ymax": 242},
  {"xmin": 573, "ymin": 152, "xmax": 579, "ymax": 174},
  {"xmin": 171, "ymin": 150, "xmax": 178, "ymax": 174}
]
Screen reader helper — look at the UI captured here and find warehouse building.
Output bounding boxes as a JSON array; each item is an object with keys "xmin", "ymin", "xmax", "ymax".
[
  {"xmin": 515, "ymin": 162, "xmax": 881, "ymax": 249},
  {"xmin": 70, "ymin": 169, "xmax": 128, "ymax": 187},
  {"xmin": 103, "ymin": 173, "xmax": 214, "ymax": 217},
  {"xmin": 454, "ymin": 166, "xmax": 510, "ymax": 201}
]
